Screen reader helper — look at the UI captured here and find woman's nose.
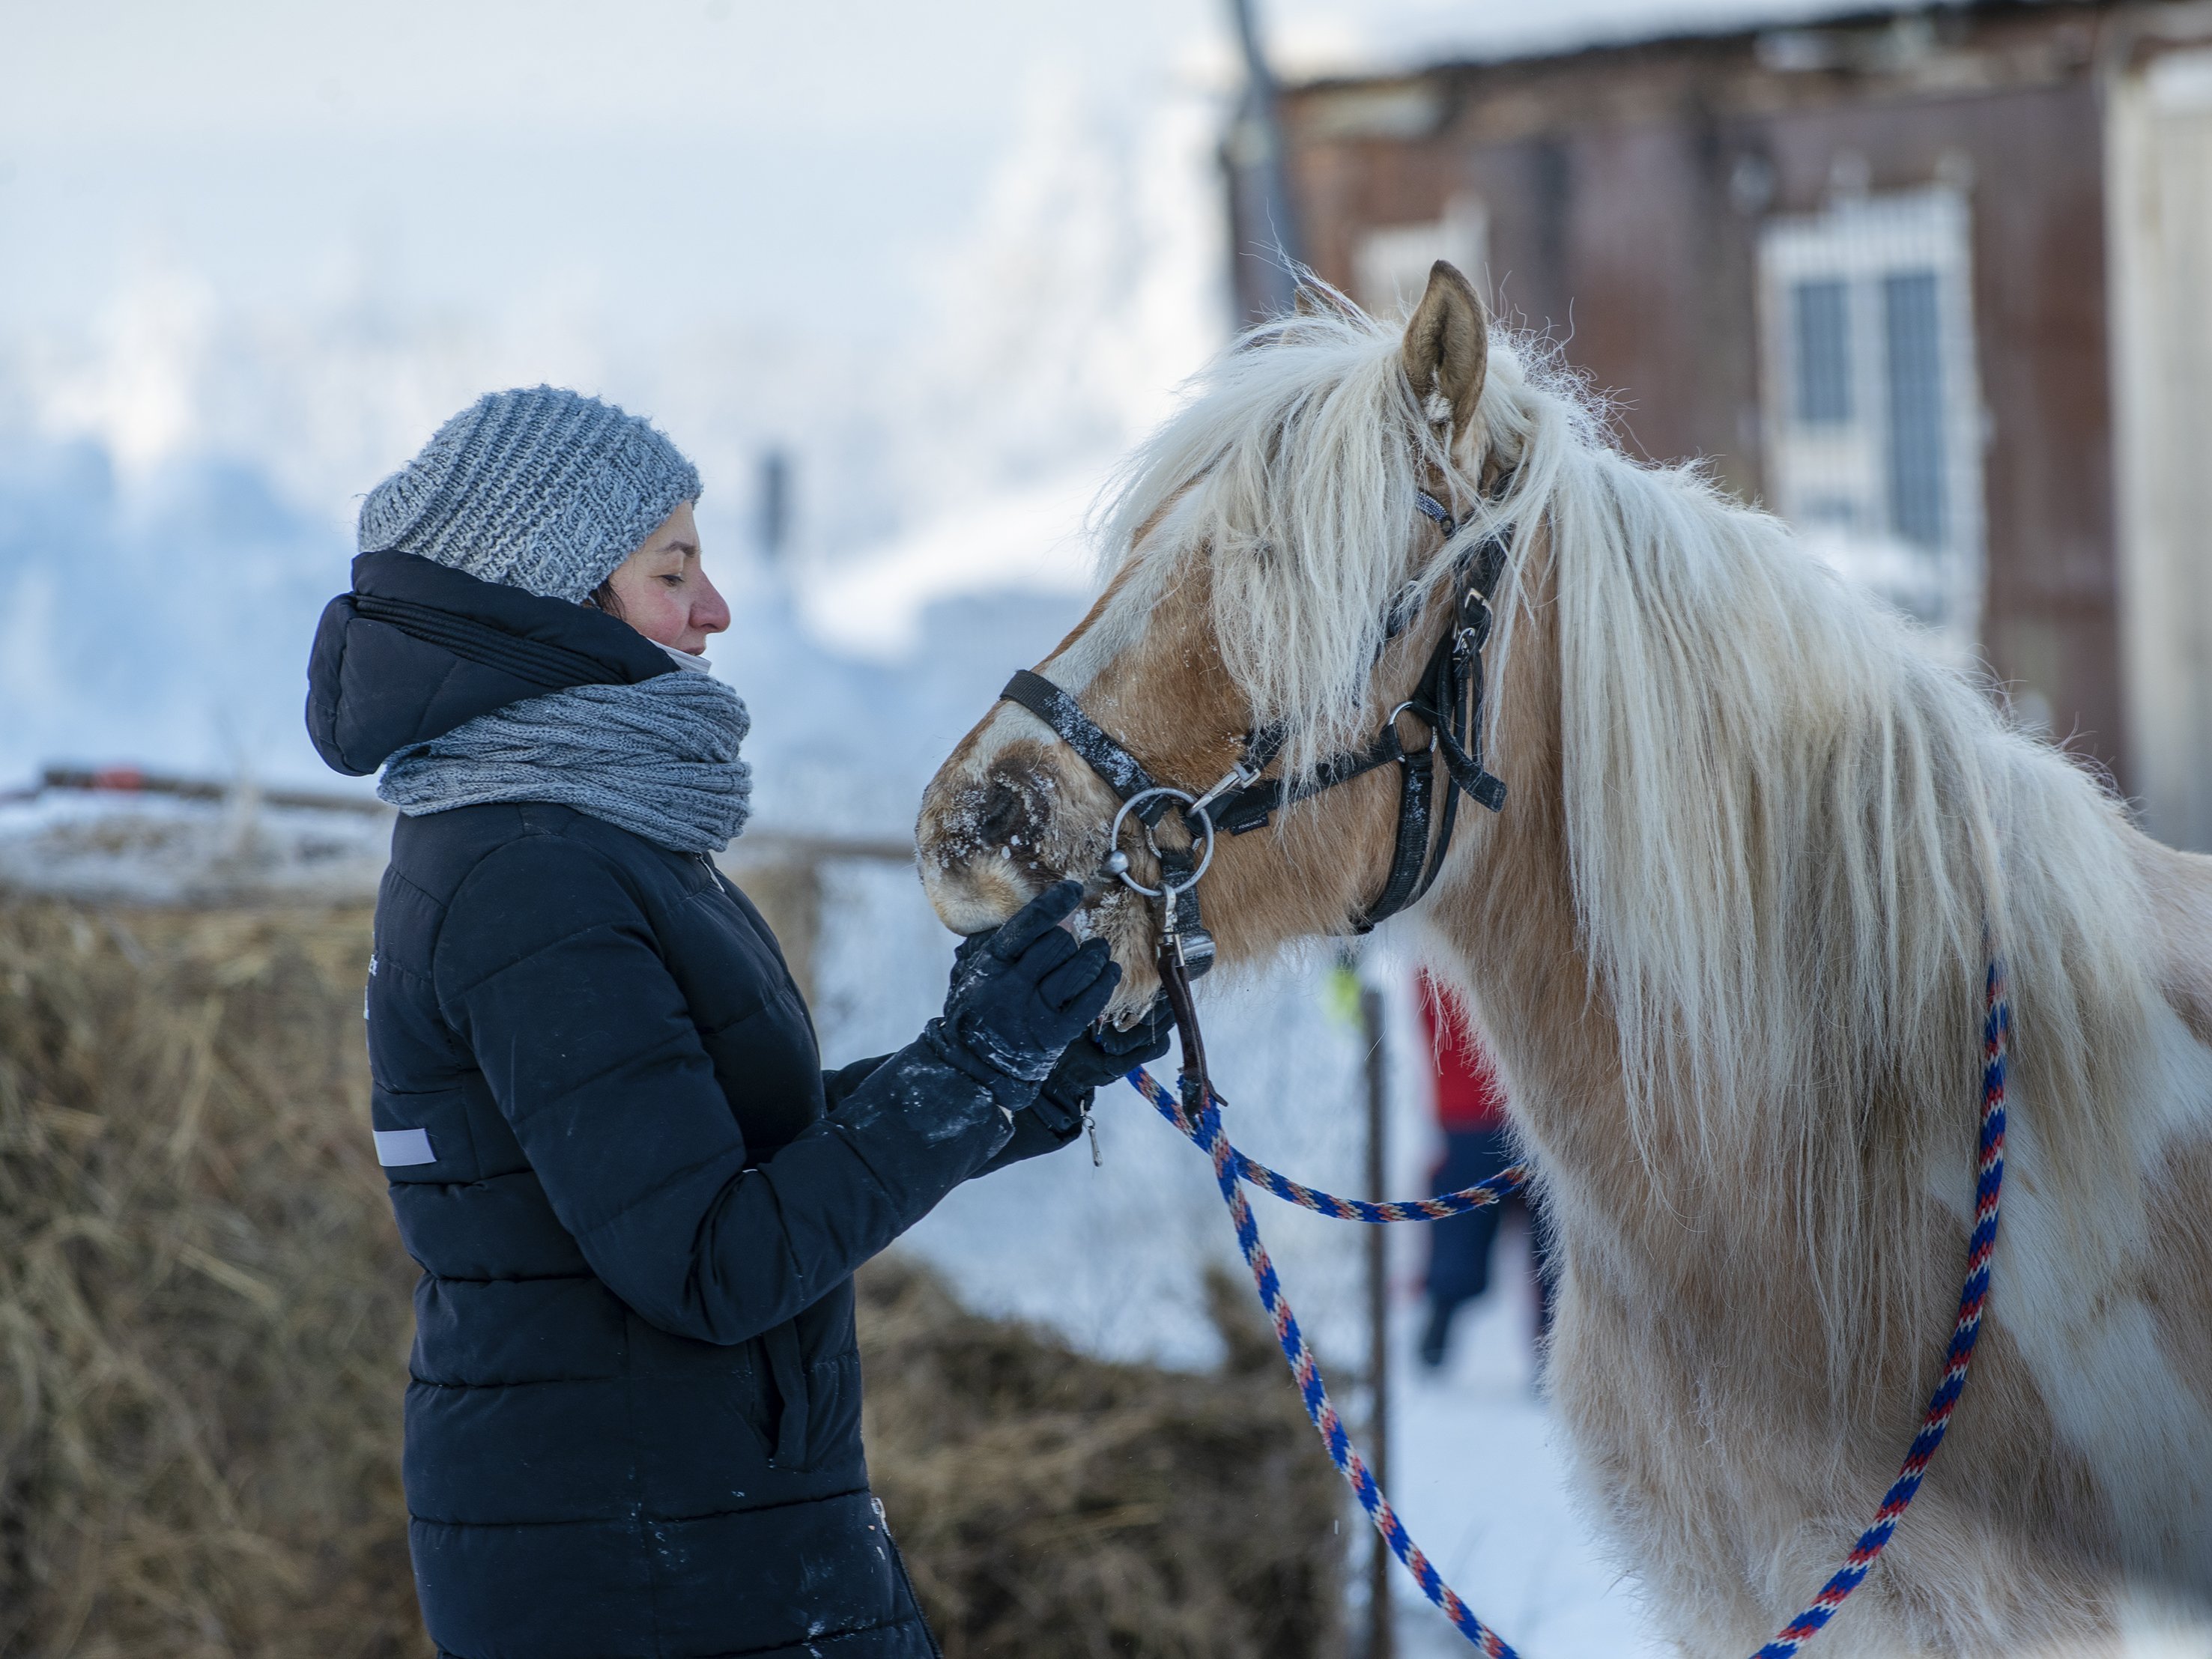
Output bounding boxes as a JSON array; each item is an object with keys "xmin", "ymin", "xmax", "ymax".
[{"xmin": 694, "ymin": 568, "xmax": 733, "ymax": 636}]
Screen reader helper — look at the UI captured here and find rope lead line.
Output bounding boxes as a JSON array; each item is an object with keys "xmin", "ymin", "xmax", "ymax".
[
  {"xmin": 1121, "ymin": 950, "xmax": 2008, "ymax": 1659},
  {"xmin": 1125, "ymin": 1067, "xmax": 1520, "ymax": 1659},
  {"xmin": 1127, "ymin": 1067, "xmax": 1530, "ymax": 1218}
]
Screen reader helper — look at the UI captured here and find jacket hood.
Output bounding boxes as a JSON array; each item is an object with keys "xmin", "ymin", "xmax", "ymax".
[{"xmin": 305, "ymin": 550, "xmax": 678, "ymax": 777}]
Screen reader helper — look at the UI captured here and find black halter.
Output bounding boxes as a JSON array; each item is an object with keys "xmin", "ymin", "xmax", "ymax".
[{"xmin": 997, "ymin": 486, "xmax": 1512, "ymax": 980}]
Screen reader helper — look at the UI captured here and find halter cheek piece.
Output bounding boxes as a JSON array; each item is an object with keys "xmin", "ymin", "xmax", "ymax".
[{"xmin": 996, "ymin": 484, "xmax": 1513, "ymax": 986}]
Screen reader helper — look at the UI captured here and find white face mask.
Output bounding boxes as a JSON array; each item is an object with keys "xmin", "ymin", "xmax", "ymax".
[{"xmin": 660, "ymin": 642, "xmax": 714, "ymax": 675}]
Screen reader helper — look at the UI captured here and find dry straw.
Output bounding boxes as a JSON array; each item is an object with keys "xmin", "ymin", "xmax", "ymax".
[
  {"xmin": 861, "ymin": 1259, "xmax": 1346, "ymax": 1658},
  {"xmin": 0, "ymin": 894, "xmax": 1344, "ymax": 1658},
  {"xmin": 0, "ymin": 898, "xmax": 419, "ymax": 1658}
]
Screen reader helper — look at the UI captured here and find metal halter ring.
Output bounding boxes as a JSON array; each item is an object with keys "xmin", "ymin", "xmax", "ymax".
[
  {"xmin": 1383, "ymin": 701, "xmax": 1438, "ymax": 755},
  {"xmin": 1108, "ymin": 786, "xmax": 1217, "ymax": 900}
]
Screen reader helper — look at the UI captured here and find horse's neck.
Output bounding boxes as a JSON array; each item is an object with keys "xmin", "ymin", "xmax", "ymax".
[
  {"xmin": 1428, "ymin": 850, "xmax": 1734, "ymax": 1245},
  {"xmin": 1419, "ymin": 595, "xmax": 1912, "ymax": 1310},
  {"xmin": 1419, "ymin": 599, "xmax": 1646, "ymax": 1201},
  {"xmin": 1421, "ymin": 759, "xmax": 1666, "ymax": 1228}
]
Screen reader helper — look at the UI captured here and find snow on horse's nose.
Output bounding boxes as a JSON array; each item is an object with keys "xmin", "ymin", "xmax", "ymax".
[{"xmin": 915, "ymin": 738, "xmax": 1078, "ymax": 935}]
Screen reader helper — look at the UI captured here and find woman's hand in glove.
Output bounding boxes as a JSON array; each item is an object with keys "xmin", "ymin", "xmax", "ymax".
[
  {"xmin": 935, "ymin": 880, "xmax": 1121, "ymax": 1087},
  {"xmin": 978, "ymin": 998, "xmax": 1176, "ymax": 1174},
  {"xmin": 1044, "ymin": 996, "xmax": 1174, "ymax": 1104}
]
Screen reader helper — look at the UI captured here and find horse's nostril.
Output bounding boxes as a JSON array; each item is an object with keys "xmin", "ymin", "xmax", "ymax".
[{"xmin": 976, "ymin": 780, "xmax": 1028, "ymax": 846}]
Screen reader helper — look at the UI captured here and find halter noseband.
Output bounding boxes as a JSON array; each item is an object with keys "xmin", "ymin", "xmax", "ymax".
[{"xmin": 996, "ymin": 484, "xmax": 1513, "ymax": 980}]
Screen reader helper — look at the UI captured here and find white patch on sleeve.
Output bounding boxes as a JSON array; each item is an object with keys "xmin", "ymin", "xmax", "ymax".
[{"xmin": 373, "ymin": 1127, "xmax": 436, "ymax": 1167}]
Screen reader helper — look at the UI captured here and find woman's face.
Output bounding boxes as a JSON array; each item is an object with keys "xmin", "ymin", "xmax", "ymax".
[{"xmin": 601, "ymin": 503, "xmax": 731, "ymax": 653}]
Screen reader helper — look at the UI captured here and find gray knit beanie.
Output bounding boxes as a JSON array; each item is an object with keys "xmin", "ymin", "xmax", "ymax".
[{"xmin": 358, "ymin": 386, "xmax": 702, "ymax": 602}]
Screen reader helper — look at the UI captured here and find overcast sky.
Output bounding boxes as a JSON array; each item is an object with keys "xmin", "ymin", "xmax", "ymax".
[
  {"xmin": 1, "ymin": 0, "xmax": 1840, "ymax": 148},
  {"xmin": 0, "ymin": 0, "xmax": 1841, "ymax": 337},
  {"xmin": 0, "ymin": 0, "xmax": 1855, "ymax": 788}
]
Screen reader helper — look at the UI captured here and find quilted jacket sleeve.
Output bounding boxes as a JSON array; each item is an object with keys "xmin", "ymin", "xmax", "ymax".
[
  {"xmin": 822, "ymin": 1055, "xmax": 893, "ymax": 1111},
  {"xmin": 431, "ymin": 831, "xmax": 1012, "ymax": 1346}
]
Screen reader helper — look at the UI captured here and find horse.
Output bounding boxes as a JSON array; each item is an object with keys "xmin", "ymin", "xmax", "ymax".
[{"xmin": 912, "ymin": 262, "xmax": 2212, "ymax": 1654}]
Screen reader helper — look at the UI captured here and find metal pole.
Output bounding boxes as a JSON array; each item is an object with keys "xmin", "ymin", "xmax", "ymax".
[
  {"xmin": 1224, "ymin": 0, "xmax": 1303, "ymax": 322},
  {"xmin": 757, "ymin": 447, "xmax": 791, "ymax": 565},
  {"xmin": 1360, "ymin": 972, "xmax": 1396, "ymax": 1659}
]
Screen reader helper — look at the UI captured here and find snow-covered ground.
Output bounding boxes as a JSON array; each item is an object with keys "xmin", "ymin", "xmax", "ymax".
[{"xmin": 1390, "ymin": 1253, "xmax": 1661, "ymax": 1657}]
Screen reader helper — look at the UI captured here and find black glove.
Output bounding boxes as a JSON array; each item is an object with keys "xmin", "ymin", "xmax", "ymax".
[
  {"xmin": 931, "ymin": 881, "xmax": 1121, "ymax": 1096},
  {"xmin": 975, "ymin": 998, "xmax": 1175, "ymax": 1176},
  {"xmin": 1043, "ymin": 995, "xmax": 1174, "ymax": 1111}
]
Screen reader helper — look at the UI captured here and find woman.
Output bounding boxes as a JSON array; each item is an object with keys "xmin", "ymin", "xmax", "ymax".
[{"xmin": 305, "ymin": 386, "xmax": 1167, "ymax": 1659}]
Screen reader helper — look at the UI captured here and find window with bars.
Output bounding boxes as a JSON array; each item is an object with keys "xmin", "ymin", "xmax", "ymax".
[{"xmin": 1759, "ymin": 187, "xmax": 1984, "ymax": 653}]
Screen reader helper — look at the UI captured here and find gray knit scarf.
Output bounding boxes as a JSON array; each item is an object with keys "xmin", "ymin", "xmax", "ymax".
[{"xmin": 378, "ymin": 656, "xmax": 752, "ymax": 854}]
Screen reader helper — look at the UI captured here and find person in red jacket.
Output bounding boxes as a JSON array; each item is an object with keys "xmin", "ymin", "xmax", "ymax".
[{"xmin": 1416, "ymin": 971, "xmax": 1554, "ymax": 1369}]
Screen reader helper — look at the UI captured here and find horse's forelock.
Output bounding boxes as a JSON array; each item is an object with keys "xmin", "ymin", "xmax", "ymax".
[{"xmin": 1092, "ymin": 306, "xmax": 1492, "ymax": 784}]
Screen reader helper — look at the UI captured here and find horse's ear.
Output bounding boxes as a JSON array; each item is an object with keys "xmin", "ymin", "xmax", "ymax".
[{"xmin": 1401, "ymin": 261, "xmax": 1488, "ymax": 434}]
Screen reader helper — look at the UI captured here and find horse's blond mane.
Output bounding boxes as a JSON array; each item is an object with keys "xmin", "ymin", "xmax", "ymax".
[
  {"xmin": 1097, "ymin": 306, "xmax": 1479, "ymax": 784},
  {"xmin": 1103, "ymin": 301, "xmax": 2154, "ymax": 1314}
]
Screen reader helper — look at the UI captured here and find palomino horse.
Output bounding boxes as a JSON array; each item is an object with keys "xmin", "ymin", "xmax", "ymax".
[{"xmin": 916, "ymin": 263, "xmax": 2212, "ymax": 1654}]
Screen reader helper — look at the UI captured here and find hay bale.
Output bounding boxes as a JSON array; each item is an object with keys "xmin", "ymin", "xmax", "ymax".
[
  {"xmin": 0, "ymin": 897, "xmax": 421, "ymax": 1659},
  {"xmin": 859, "ymin": 1258, "xmax": 1346, "ymax": 1659},
  {"xmin": 0, "ymin": 895, "xmax": 1345, "ymax": 1658}
]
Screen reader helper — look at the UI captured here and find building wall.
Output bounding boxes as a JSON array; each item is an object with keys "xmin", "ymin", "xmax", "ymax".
[
  {"xmin": 1269, "ymin": 6, "xmax": 2130, "ymax": 786},
  {"xmin": 2109, "ymin": 39, "xmax": 2212, "ymax": 851}
]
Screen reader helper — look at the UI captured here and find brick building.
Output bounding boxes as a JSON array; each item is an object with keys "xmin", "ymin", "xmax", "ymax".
[{"xmin": 1237, "ymin": 0, "xmax": 2212, "ymax": 847}]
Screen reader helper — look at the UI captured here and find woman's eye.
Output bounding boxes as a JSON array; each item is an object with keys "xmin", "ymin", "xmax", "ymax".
[{"xmin": 660, "ymin": 573, "xmax": 685, "ymax": 587}]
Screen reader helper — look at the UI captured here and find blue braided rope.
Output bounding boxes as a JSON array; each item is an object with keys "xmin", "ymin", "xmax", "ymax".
[
  {"xmin": 1123, "ymin": 951, "xmax": 2008, "ymax": 1658},
  {"xmin": 1127, "ymin": 1067, "xmax": 1529, "ymax": 1219},
  {"xmin": 1133, "ymin": 1073, "xmax": 1519, "ymax": 1656}
]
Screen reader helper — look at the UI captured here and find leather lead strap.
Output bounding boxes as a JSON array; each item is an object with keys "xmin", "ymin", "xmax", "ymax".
[
  {"xmin": 1154, "ymin": 843, "xmax": 1210, "ymax": 965},
  {"xmin": 1157, "ymin": 933, "xmax": 1212, "ymax": 1122}
]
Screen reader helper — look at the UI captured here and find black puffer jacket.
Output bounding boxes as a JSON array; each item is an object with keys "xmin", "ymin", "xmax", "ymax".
[{"xmin": 309, "ymin": 553, "xmax": 1019, "ymax": 1659}]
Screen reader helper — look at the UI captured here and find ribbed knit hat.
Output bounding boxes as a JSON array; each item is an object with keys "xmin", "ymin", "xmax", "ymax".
[{"xmin": 358, "ymin": 386, "xmax": 702, "ymax": 603}]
